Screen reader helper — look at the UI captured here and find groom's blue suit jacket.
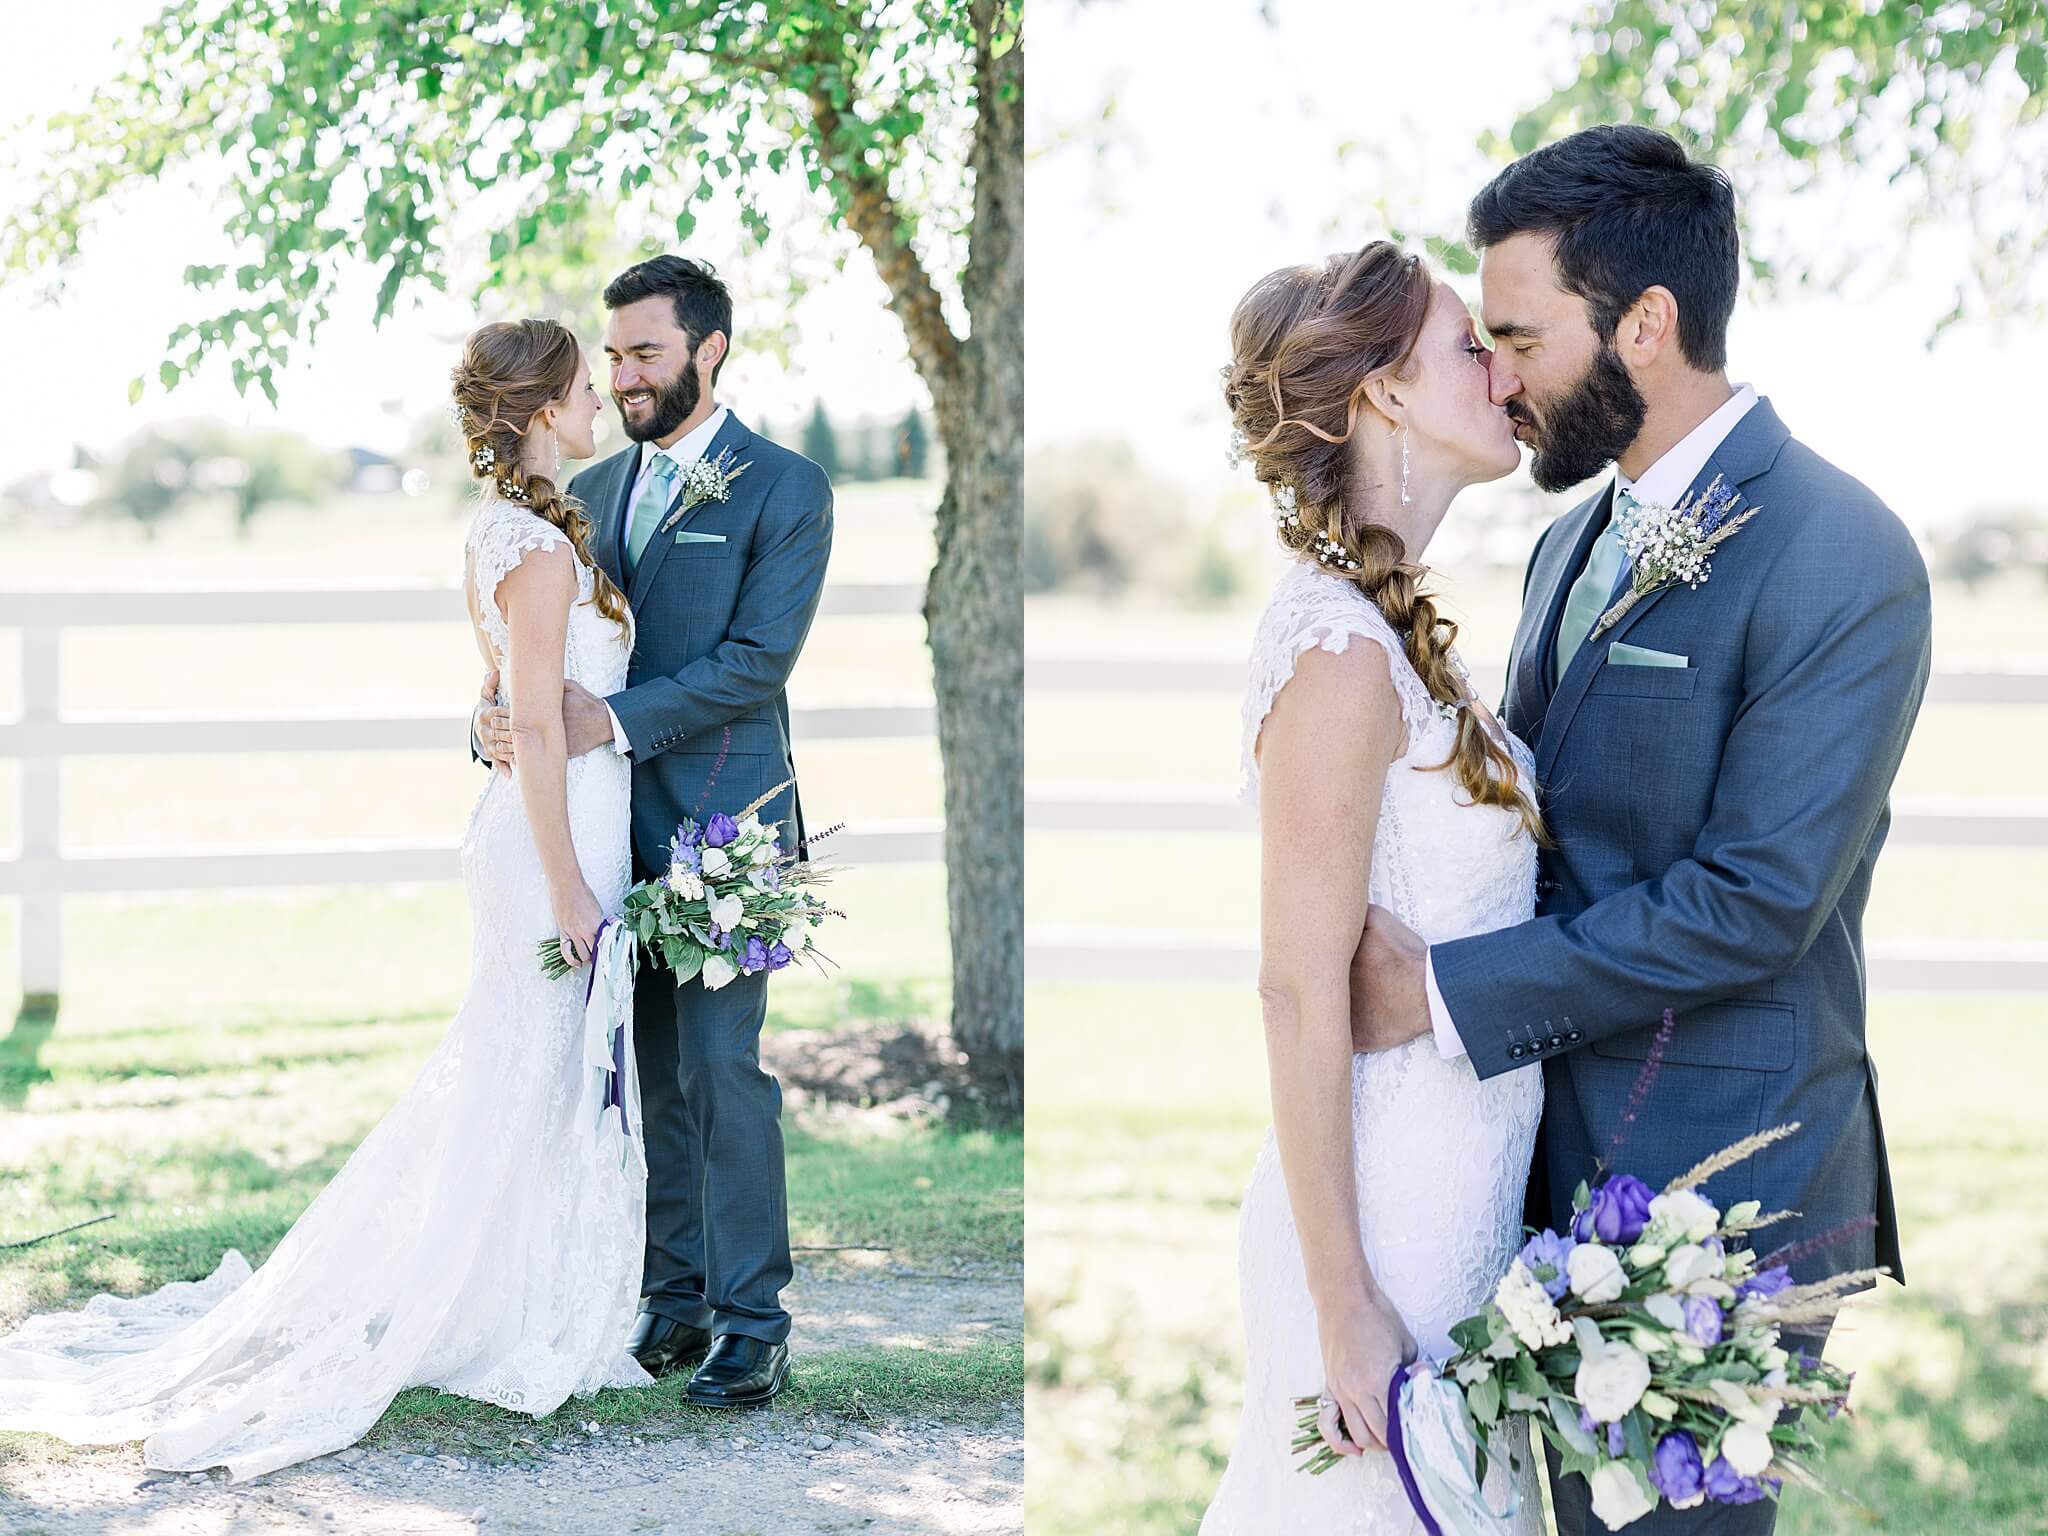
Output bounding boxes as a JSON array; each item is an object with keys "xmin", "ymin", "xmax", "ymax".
[
  {"xmin": 567, "ymin": 413, "xmax": 833, "ymax": 883},
  {"xmin": 1431, "ymin": 399, "xmax": 1929, "ymax": 1287}
]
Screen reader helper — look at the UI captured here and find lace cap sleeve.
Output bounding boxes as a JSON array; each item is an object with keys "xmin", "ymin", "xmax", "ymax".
[
  {"xmin": 467, "ymin": 500, "xmax": 570, "ymax": 663},
  {"xmin": 1239, "ymin": 562, "xmax": 1439, "ymax": 799}
]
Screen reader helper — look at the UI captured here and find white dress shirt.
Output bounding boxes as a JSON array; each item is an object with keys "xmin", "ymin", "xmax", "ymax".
[
  {"xmin": 1424, "ymin": 384, "xmax": 1759, "ymax": 1060},
  {"xmin": 604, "ymin": 404, "xmax": 730, "ymax": 755}
]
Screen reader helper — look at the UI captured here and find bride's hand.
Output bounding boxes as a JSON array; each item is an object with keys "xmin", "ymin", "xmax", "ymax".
[
  {"xmin": 551, "ymin": 882, "xmax": 604, "ymax": 968},
  {"xmin": 1316, "ymin": 1288, "xmax": 1418, "ymax": 1457}
]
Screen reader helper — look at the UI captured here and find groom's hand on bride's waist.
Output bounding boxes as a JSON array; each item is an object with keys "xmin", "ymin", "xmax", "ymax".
[
  {"xmin": 473, "ymin": 676, "xmax": 620, "ymax": 766},
  {"xmin": 1349, "ymin": 904, "xmax": 1432, "ymax": 1053}
]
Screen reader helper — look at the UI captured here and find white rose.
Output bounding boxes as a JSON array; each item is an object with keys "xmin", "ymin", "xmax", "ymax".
[
  {"xmin": 1663, "ymin": 1243, "xmax": 1718, "ymax": 1291},
  {"xmin": 1643, "ymin": 1293, "xmax": 1686, "ymax": 1332},
  {"xmin": 1567, "ymin": 1243, "xmax": 1626, "ymax": 1304},
  {"xmin": 1648, "ymin": 1189, "xmax": 1720, "ymax": 1244},
  {"xmin": 701, "ymin": 953, "xmax": 738, "ymax": 990},
  {"xmin": 1588, "ymin": 1462, "xmax": 1656, "ymax": 1529},
  {"xmin": 708, "ymin": 893, "xmax": 745, "ymax": 931},
  {"xmin": 1720, "ymin": 1421, "xmax": 1775, "ymax": 1478},
  {"xmin": 700, "ymin": 846, "xmax": 731, "ymax": 878},
  {"xmin": 1572, "ymin": 1320, "xmax": 1652, "ymax": 1423}
]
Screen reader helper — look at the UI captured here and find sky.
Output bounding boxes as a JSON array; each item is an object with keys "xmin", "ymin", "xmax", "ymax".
[
  {"xmin": 0, "ymin": 3, "xmax": 934, "ymax": 479},
  {"xmin": 1027, "ymin": 0, "xmax": 2044, "ymax": 535}
]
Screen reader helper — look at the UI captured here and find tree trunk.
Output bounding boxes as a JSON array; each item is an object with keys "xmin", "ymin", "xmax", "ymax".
[{"xmin": 925, "ymin": 10, "xmax": 1023, "ymax": 1111}]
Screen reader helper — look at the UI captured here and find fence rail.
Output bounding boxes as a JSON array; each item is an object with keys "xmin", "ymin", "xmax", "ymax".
[
  {"xmin": 1024, "ymin": 653, "xmax": 2048, "ymax": 993},
  {"xmin": 0, "ymin": 582, "xmax": 931, "ymax": 1010}
]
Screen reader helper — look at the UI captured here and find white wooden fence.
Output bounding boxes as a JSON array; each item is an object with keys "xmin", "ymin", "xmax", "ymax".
[
  {"xmin": 1023, "ymin": 655, "xmax": 2048, "ymax": 993},
  {"xmin": 0, "ymin": 583, "xmax": 938, "ymax": 1010}
]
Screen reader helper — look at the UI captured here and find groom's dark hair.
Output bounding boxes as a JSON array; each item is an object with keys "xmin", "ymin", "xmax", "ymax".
[
  {"xmin": 603, "ymin": 255, "xmax": 735, "ymax": 383},
  {"xmin": 1467, "ymin": 124, "xmax": 1738, "ymax": 372}
]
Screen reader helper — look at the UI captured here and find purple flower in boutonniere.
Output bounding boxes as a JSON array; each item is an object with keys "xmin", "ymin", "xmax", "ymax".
[
  {"xmin": 657, "ymin": 447, "xmax": 753, "ymax": 535},
  {"xmin": 1589, "ymin": 473, "xmax": 1763, "ymax": 643}
]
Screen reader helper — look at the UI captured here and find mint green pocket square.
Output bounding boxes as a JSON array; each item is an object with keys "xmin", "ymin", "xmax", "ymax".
[
  {"xmin": 1607, "ymin": 641, "xmax": 1689, "ymax": 668},
  {"xmin": 673, "ymin": 530, "xmax": 727, "ymax": 544}
]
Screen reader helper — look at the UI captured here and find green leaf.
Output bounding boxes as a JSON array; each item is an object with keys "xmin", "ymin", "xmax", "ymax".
[
  {"xmin": 1425, "ymin": 235, "xmax": 1479, "ymax": 275},
  {"xmin": 127, "ymin": 377, "xmax": 144, "ymax": 405},
  {"xmin": 675, "ymin": 209, "xmax": 697, "ymax": 242},
  {"xmin": 1548, "ymin": 1395, "xmax": 1598, "ymax": 1456},
  {"xmin": 1469, "ymin": 1371, "xmax": 1501, "ymax": 1427},
  {"xmin": 158, "ymin": 360, "xmax": 180, "ymax": 390}
]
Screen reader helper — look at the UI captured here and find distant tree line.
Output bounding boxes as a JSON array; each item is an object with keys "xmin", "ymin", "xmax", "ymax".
[{"xmin": 768, "ymin": 404, "xmax": 935, "ymax": 483}]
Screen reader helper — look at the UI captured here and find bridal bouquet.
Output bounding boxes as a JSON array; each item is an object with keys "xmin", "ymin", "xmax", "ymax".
[
  {"xmin": 537, "ymin": 780, "xmax": 843, "ymax": 986},
  {"xmin": 1293, "ymin": 1013, "xmax": 1866, "ymax": 1532}
]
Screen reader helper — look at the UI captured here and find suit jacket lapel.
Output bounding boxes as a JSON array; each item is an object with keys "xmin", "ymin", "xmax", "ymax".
[
  {"xmin": 582, "ymin": 445, "xmax": 637, "ymax": 589},
  {"xmin": 625, "ymin": 413, "xmax": 756, "ymax": 610},
  {"xmin": 1532, "ymin": 399, "xmax": 1792, "ymax": 786}
]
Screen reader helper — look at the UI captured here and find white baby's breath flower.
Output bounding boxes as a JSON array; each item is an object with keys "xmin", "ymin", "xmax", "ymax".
[
  {"xmin": 666, "ymin": 869, "xmax": 705, "ymax": 901},
  {"xmin": 1493, "ymin": 1260, "xmax": 1571, "ymax": 1350}
]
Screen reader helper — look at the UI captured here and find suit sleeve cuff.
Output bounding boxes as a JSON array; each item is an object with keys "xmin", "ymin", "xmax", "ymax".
[
  {"xmin": 1425, "ymin": 949, "xmax": 1467, "ymax": 1060},
  {"xmin": 606, "ymin": 701, "xmax": 633, "ymax": 756}
]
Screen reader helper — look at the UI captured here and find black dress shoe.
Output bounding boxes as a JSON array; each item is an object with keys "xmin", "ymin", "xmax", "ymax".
[
  {"xmin": 626, "ymin": 1310, "xmax": 712, "ymax": 1377},
  {"xmin": 684, "ymin": 1334, "xmax": 789, "ymax": 1407}
]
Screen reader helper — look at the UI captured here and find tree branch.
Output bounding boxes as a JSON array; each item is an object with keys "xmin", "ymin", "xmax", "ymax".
[{"xmin": 806, "ymin": 88, "xmax": 964, "ymax": 407}]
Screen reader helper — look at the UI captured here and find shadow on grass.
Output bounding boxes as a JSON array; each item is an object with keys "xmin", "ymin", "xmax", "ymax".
[
  {"xmin": 0, "ymin": 1000, "xmax": 58, "ymax": 1110},
  {"xmin": 1779, "ymin": 1288, "xmax": 2048, "ymax": 1535}
]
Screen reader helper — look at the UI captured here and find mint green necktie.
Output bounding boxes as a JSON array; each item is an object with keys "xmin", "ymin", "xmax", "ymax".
[
  {"xmin": 1553, "ymin": 488, "xmax": 1634, "ymax": 685},
  {"xmin": 625, "ymin": 454, "xmax": 682, "ymax": 573}
]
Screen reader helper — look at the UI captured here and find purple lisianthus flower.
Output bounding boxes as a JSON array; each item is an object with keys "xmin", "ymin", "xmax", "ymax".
[
  {"xmin": 767, "ymin": 941, "xmax": 794, "ymax": 971},
  {"xmin": 1683, "ymin": 1294, "xmax": 1724, "ymax": 1347},
  {"xmin": 1581, "ymin": 1174, "xmax": 1656, "ymax": 1245},
  {"xmin": 1737, "ymin": 1264, "xmax": 1793, "ymax": 1301},
  {"xmin": 1650, "ymin": 1432, "xmax": 1705, "ymax": 1504},
  {"xmin": 705, "ymin": 812, "xmax": 740, "ymax": 848},
  {"xmin": 1606, "ymin": 1423, "xmax": 1626, "ymax": 1459},
  {"xmin": 742, "ymin": 936, "xmax": 771, "ymax": 973},
  {"xmin": 1518, "ymin": 1230, "xmax": 1577, "ymax": 1301},
  {"xmin": 1703, "ymin": 1456, "xmax": 1766, "ymax": 1504},
  {"xmin": 676, "ymin": 820, "xmax": 704, "ymax": 849}
]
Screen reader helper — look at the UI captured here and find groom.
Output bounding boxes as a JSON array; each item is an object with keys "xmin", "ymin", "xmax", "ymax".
[
  {"xmin": 1351, "ymin": 128, "xmax": 1930, "ymax": 1532},
  {"xmin": 476, "ymin": 255, "xmax": 833, "ymax": 1406}
]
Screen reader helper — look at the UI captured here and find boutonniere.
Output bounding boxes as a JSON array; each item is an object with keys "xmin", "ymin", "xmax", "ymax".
[
  {"xmin": 657, "ymin": 447, "xmax": 753, "ymax": 535},
  {"xmin": 1589, "ymin": 474, "xmax": 1762, "ymax": 641}
]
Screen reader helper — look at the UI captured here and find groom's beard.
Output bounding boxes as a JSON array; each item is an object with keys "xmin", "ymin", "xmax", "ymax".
[
  {"xmin": 1513, "ymin": 343, "xmax": 1648, "ymax": 494},
  {"xmin": 617, "ymin": 353, "xmax": 702, "ymax": 443}
]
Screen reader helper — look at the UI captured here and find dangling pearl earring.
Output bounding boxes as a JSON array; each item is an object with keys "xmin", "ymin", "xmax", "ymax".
[{"xmin": 1400, "ymin": 426, "xmax": 1413, "ymax": 507}]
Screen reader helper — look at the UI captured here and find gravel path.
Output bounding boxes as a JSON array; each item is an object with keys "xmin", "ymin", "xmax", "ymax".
[{"xmin": 0, "ymin": 1271, "xmax": 1022, "ymax": 1536}]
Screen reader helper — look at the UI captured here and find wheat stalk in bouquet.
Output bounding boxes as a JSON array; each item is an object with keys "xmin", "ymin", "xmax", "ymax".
[{"xmin": 1292, "ymin": 1010, "xmax": 1873, "ymax": 1531}]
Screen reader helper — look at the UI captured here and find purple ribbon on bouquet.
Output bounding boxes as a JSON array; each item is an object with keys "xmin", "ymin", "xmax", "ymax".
[
  {"xmin": 1386, "ymin": 1368, "xmax": 1443, "ymax": 1536},
  {"xmin": 581, "ymin": 916, "xmax": 629, "ymax": 1138}
]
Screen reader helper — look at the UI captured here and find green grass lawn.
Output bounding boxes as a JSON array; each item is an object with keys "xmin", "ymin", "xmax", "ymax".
[{"xmin": 1023, "ymin": 984, "xmax": 2048, "ymax": 1536}]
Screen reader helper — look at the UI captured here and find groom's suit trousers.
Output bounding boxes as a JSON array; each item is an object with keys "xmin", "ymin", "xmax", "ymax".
[{"xmin": 635, "ymin": 960, "xmax": 792, "ymax": 1344}]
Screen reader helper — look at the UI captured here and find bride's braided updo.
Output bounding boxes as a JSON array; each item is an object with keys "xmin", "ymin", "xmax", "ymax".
[
  {"xmin": 1222, "ymin": 242, "xmax": 1543, "ymax": 839},
  {"xmin": 451, "ymin": 318, "xmax": 632, "ymax": 640}
]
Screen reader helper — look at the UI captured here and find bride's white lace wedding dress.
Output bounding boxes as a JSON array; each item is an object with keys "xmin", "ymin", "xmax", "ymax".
[
  {"xmin": 0, "ymin": 496, "xmax": 650, "ymax": 1480},
  {"xmin": 1200, "ymin": 562, "xmax": 1547, "ymax": 1534}
]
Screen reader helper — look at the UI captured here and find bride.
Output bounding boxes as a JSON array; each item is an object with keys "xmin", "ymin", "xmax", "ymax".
[
  {"xmin": 0, "ymin": 318, "xmax": 651, "ymax": 1480},
  {"xmin": 1201, "ymin": 244, "xmax": 1546, "ymax": 1533}
]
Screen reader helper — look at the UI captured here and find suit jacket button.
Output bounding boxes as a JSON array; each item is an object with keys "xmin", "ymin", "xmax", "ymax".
[
  {"xmin": 1567, "ymin": 1029, "xmax": 1583, "ymax": 1043},
  {"xmin": 1549, "ymin": 1034, "xmax": 1565, "ymax": 1049},
  {"xmin": 1509, "ymin": 1044, "xmax": 1526, "ymax": 1059}
]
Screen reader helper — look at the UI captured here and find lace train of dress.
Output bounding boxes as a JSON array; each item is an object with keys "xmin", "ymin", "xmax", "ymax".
[
  {"xmin": 1200, "ymin": 562, "xmax": 1547, "ymax": 1535},
  {"xmin": 0, "ymin": 499, "xmax": 650, "ymax": 1481}
]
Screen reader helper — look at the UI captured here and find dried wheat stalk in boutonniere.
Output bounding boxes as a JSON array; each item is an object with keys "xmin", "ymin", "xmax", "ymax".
[{"xmin": 1589, "ymin": 475, "xmax": 1764, "ymax": 643}]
